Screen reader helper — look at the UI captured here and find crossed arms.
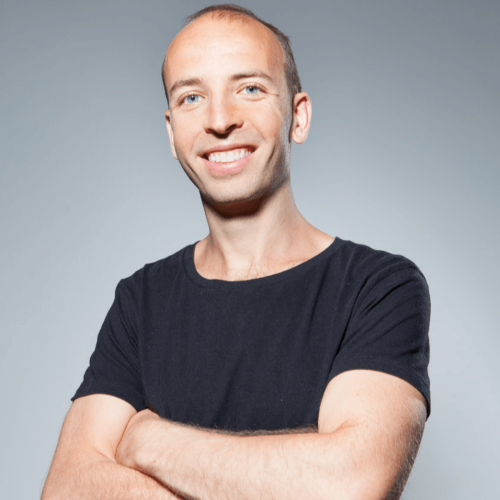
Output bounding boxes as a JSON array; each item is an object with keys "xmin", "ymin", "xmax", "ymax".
[{"xmin": 41, "ymin": 369, "xmax": 426, "ymax": 500}]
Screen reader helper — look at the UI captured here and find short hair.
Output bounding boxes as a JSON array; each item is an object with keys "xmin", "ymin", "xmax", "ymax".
[{"xmin": 162, "ymin": 4, "xmax": 302, "ymax": 108}]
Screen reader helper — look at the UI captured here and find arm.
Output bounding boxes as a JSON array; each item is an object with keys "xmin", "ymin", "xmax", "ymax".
[
  {"xmin": 41, "ymin": 394, "xmax": 183, "ymax": 500},
  {"xmin": 116, "ymin": 369, "xmax": 427, "ymax": 500}
]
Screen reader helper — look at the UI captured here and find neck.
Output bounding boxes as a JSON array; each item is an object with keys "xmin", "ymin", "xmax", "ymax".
[{"xmin": 194, "ymin": 181, "xmax": 334, "ymax": 281}]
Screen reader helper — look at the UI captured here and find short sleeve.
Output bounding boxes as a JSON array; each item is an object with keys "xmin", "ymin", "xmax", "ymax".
[
  {"xmin": 328, "ymin": 264, "xmax": 431, "ymax": 418},
  {"xmin": 71, "ymin": 279, "xmax": 146, "ymax": 412}
]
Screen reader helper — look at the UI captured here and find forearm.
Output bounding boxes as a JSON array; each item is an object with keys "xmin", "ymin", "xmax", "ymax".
[
  {"xmin": 134, "ymin": 422, "xmax": 368, "ymax": 500},
  {"xmin": 41, "ymin": 454, "xmax": 183, "ymax": 500}
]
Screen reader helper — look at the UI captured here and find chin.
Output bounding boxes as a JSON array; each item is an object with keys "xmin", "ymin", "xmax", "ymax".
[
  {"xmin": 200, "ymin": 175, "xmax": 290, "ymax": 217},
  {"xmin": 199, "ymin": 185, "xmax": 269, "ymax": 216}
]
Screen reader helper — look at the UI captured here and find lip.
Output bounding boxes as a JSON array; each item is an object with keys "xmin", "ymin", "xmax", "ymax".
[
  {"xmin": 201, "ymin": 148, "xmax": 255, "ymax": 176},
  {"xmin": 202, "ymin": 143, "xmax": 256, "ymax": 157}
]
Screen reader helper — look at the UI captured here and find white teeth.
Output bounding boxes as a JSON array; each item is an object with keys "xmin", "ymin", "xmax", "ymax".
[{"xmin": 207, "ymin": 148, "xmax": 252, "ymax": 163}]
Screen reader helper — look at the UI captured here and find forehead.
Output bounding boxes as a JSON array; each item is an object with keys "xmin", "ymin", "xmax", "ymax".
[{"xmin": 164, "ymin": 15, "xmax": 284, "ymax": 89}]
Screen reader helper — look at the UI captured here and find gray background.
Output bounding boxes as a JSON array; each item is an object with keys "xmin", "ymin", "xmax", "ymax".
[{"xmin": 1, "ymin": 0, "xmax": 499, "ymax": 498}]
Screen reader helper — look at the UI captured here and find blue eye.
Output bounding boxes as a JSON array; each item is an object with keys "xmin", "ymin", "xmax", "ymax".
[
  {"xmin": 184, "ymin": 94, "xmax": 200, "ymax": 104},
  {"xmin": 244, "ymin": 86, "xmax": 260, "ymax": 95}
]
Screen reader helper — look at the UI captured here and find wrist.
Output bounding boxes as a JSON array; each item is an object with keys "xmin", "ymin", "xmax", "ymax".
[
  {"xmin": 134, "ymin": 417, "xmax": 178, "ymax": 475},
  {"xmin": 139, "ymin": 420, "xmax": 225, "ymax": 487}
]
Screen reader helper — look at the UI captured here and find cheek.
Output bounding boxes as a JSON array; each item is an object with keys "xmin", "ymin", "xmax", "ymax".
[
  {"xmin": 172, "ymin": 118, "xmax": 196, "ymax": 153},
  {"xmin": 255, "ymin": 105, "xmax": 285, "ymax": 142}
]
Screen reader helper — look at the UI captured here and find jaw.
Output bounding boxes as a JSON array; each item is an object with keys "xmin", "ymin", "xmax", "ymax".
[
  {"xmin": 177, "ymin": 135, "xmax": 292, "ymax": 215},
  {"xmin": 198, "ymin": 157, "xmax": 292, "ymax": 219}
]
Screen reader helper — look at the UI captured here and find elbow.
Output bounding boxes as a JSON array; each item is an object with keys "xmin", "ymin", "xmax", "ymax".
[
  {"xmin": 40, "ymin": 485, "xmax": 59, "ymax": 500},
  {"xmin": 41, "ymin": 475, "xmax": 66, "ymax": 500},
  {"xmin": 319, "ymin": 473, "xmax": 399, "ymax": 500},
  {"xmin": 41, "ymin": 467, "xmax": 77, "ymax": 500},
  {"xmin": 40, "ymin": 474, "xmax": 55, "ymax": 500},
  {"xmin": 339, "ymin": 475, "xmax": 402, "ymax": 500}
]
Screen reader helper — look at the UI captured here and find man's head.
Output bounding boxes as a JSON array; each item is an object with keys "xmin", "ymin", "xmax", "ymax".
[
  {"xmin": 162, "ymin": 5, "xmax": 302, "ymax": 109},
  {"xmin": 162, "ymin": 4, "xmax": 311, "ymax": 211}
]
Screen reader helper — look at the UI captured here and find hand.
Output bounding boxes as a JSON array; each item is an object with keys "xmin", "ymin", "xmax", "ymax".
[{"xmin": 115, "ymin": 408, "xmax": 162, "ymax": 469}]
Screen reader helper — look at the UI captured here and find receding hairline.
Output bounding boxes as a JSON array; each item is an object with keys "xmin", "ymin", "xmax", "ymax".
[{"xmin": 162, "ymin": 10, "xmax": 288, "ymax": 102}]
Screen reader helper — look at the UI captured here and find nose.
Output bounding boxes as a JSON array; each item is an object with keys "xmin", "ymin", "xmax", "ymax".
[{"xmin": 204, "ymin": 94, "xmax": 243, "ymax": 136}]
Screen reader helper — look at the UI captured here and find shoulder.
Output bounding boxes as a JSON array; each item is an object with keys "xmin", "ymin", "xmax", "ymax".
[
  {"xmin": 115, "ymin": 243, "xmax": 193, "ymax": 298},
  {"xmin": 332, "ymin": 237, "xmax": 428, "ymax": 286},
  {"xmin": 328, "ymin": 238, "xmax": 430, "ymax": 311}
]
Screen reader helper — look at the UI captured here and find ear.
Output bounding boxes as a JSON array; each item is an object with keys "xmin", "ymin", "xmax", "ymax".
[
  {"xmin": 165, "ymin": 110, "xmax": 178, "ymax": 160},
  {"xmin": 290, "ymin": 92, "xmax": 312, "ymax": 145}
]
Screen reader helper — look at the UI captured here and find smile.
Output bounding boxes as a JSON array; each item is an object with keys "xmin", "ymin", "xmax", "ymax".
[
  {"xmin": 201, "ymin": 146, "xmax": 255, "ymax": 176},
  {"xmin": 207, "ymin": 148, "xmax": 253, "ymax": 163}
]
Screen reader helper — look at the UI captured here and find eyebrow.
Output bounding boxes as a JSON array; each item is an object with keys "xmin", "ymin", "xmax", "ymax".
[
  {"xmin": 168, "ymin": 77, "xmax": 204, "ymax": 98},
  {"xmin": 168, "ymin": 71, "xmax": 276, "ymax": 98},
  {"xmin": 229, "ymin": 71, "xmax": 275, "ymax": 85}
]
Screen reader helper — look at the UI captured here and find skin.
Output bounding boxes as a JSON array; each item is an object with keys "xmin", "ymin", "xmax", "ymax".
[
  {"xmin": 112, "ymin": 13, "xmax": 427, "ymax": 500},
  {"xmin": 41, "ymin": 12, "xmax": 427, "ymax": 500},
  {"xmin": 114, "ymin": 371, "xmax": 426, "ymax": 500},
  {"xmin": 163, "ymin": 13, "xmax": 335, "ymax": 281}
]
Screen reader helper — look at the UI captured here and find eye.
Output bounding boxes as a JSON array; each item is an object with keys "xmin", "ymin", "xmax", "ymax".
[
  {"xmin": 243, "ymin": 86, "xmax": 261, "ymax": 95},
  {"xmin": 183, "ymin": 94, "xmax": 201, "ymax": 104}
]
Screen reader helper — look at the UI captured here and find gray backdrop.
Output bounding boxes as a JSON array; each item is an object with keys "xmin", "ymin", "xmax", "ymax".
[{"xmin": 1, "ymin": 0, "xmax": 499, "ymax": 498}]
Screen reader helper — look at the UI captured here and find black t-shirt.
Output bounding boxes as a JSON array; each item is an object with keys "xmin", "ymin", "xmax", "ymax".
[{"xmin": 72, "ymin": 237, "xmax": 431, "ymax": 431}]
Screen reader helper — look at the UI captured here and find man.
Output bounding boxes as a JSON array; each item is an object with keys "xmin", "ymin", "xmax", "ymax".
[{"xmin": 42, "ymin": 4, "xmax": 430, "ymax": 500}]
